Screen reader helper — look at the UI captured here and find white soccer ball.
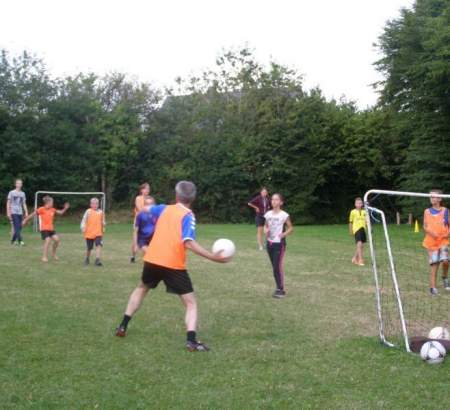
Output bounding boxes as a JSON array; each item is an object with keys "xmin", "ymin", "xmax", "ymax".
[
  {"xmin": 212, "ymin": 238, "xmax": 235, "ymax": 259},
  {"xmin": 428, "ymin": 326, "xmax": 450, "ymax": 340},
  {"xmin": 420, "ymin": 341, "xmax": 446, "ymax": 364}
]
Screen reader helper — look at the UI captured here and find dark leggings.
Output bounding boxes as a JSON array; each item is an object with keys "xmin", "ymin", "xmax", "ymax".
[
  {"xmin": 11, "ymin": 214, "xmax": 23, "ymax": 242},
  {"xmin": 267, "ymin": 241, "xmax": 286, "ymax": 290}
]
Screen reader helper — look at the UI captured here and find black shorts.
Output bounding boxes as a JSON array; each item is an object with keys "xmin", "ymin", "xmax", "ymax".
[
  {"xmin": 255, "ymin": 215, "xmax": 266, "ymax": 227},
  {"xmin": 86, "ymin": 236, "xmax": 103, "ymax": 250},
  {"xmin": 354, "ymin": 228, "xmax": 367, "ymax": 243},
  {"xmin": 142, "ymin": 262, "xmax": 194, "ymax": 295},
  {"xmin": 41, "ymin": 230, "xmax": 56, "ymax": 240}
]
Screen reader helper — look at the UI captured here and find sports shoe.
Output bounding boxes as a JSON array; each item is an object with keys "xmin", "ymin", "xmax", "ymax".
[
  {"xmin": 443, "ymin": 278, "xmax": 450, "ymax": 290},
  {"xmin": 186, "ymin": 340, "xmax": 210, "ymax": 352},
  {"xmin": 259, "ymin": 246, "xmax": 264, "ymax": 251},
  {"xmin": 115, "ymin": 326, "xmax": 127, "ymax": 337},
  {"xmin": 95, "ymin": 259, "xmax": 103, "ymax": 267},
  {"xmin": 272, "ymin": 289, "xmax": 286, "ymax": 299},
  {"xmin": 130, "ymin": 256, "xmax": 136, "ymax": 263},
  {"xmin": 430, "ymin": 287, "xmax": 438, "ymax": 296},
  {"xmin": 19, "ymin": 241, "xmax": 25, "ymax": 246},
  {"xmin": 84, "ymin": 258, "xmax": 90, "ymax": 266}
]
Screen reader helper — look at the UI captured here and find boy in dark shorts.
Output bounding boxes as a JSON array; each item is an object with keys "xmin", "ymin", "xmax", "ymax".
[
  {"xmin": 349, "ymin": 197, "xmax": 367, "ymax": 266},
  {"xmin": 81, "ymin": 198, "xmax": 105, "ymax": 266},
  {"xmin": 133, "ymin": 196, "xmax": 156, "ymax": 255},
  {"xmin": 248, "ymin": 187, "xmax": 271, "ymax": 250},
  {"xmin": 23, "ymin": 196, "xmax": 70, "ymax": 262},
  {"xmin": 115, "ymin": 181, "xmax": 229, "ymax": 351}
]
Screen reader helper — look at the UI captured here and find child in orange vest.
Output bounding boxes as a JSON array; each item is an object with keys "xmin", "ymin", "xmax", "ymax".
[
  {"xmin": 81, "ymin": 198, "xmax": 105, "ymax": 266},
  {"xmin": 423, "ymin": 190, "xmax": 449, "ymax": 295},
  {"xmin": 23, "ymin": 196, "xmax": 70, "ymax": 262},
  {"xmin": 115, "ymin": 181, "xmax": 229, "ymax": 352}
]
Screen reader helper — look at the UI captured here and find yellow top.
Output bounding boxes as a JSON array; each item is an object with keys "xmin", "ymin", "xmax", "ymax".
[{"xmin": 349, "ymin": 209, "xmax": 366, "ymax": 234}]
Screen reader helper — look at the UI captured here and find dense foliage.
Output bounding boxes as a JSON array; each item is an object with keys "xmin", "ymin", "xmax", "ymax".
[{"xmin": 1, "ymin": 0, "xmax": 448, "ymax": 223}]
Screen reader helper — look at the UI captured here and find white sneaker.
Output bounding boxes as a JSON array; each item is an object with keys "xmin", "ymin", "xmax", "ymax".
[
  {"xmin": 443, "ymin": 278, "xmax": 450, "ymax": 290},
  {"xmin": 259, "ymin": 246, "xmax": 264, "ymax": 251}
]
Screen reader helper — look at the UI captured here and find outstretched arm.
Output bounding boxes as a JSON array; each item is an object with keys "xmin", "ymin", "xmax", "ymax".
[
  {"xmin": 23, "ymin": 210, "xmax": 36, "ymax": 226},
  {"xmin": 56, "ymin": 202, "xmax": 70, "ymax": 215},
  {"xmin": 184, "ymin": 240, "xmax": 229, "ymax": 263}
]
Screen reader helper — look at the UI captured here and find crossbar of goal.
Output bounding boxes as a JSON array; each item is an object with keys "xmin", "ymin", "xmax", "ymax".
[
  {"xmin": 33, "ymin": 191, "xmax": 106, "ymax": 232},
  {"xmin": 364, "ymin": 189, "xmax": 450, "ymax": 352}
]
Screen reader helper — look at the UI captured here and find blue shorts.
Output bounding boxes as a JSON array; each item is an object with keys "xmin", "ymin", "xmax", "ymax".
[
  {"xmin": 428, "ymin": 246, "xmax": 449, "ymax": 265},
  {"xmin": 137, "ymin": 236, "xmax": 152, "ymax": 249}
]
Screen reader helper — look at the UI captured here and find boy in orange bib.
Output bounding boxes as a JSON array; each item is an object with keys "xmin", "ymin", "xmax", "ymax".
[
  {"xmin": 81, "ymin": 198, "xmax": 105, "ymax": 266},
  {"xmin": 116, "ymin": 181, "xmax": 229, "ymax": 351},
  {"xmin": 23, "ymin": 196, "xmax": 70, "ymax": 262},
  {"xmin": 423, "ymin": 190, "xmax": 449, "ymax": 295}
]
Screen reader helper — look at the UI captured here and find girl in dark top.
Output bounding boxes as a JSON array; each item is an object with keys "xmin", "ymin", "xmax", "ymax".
[{"xmin": 248, "ymin": 187, "xmax": 271, "ymax": 250}]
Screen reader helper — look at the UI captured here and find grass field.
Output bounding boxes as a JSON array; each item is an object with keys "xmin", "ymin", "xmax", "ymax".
[{"xmin": 1, "ymin": 222, "xmax": 449, "ymax": 409}]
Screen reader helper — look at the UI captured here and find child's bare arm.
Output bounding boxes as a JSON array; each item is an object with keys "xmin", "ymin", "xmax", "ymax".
[
  {"xmin": 184, "ymin": 240, "xmax": 229, "ymax": 263},
  {"xmin": 56, "ymin": 202, "xmax": 70, "ymax": 215},
  {"xmin": 349, "ymin": 223, "xmax": 353, "ymax": 235},
  {"xmin": 280, "ymin": 217, "xmax": 294, "ymax": 238},
  {"xmin": 22, "ymin": 211, "xmax": 36, "ymax": 226},
  {"xmin": 133, "ymin": 227, "xmax": 139, "ymax": 249}
]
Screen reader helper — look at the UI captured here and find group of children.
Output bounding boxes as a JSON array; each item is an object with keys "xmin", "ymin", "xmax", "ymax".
[
  {"xmin": 5, "ymin": 179, "xmax": 450, "ymax": 350},
  {"xmin": 347, "ymin": 191, "xmax": 449, "ymax": 296},
  {"xmin": 7, "ymin": 180, "xmax": 105, "ymax": 264}
]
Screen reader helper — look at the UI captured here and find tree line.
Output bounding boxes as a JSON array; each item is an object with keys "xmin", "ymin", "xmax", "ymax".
[{"xmin": 1, "ymin": 0, "xmax": 448, "ymax": 223}]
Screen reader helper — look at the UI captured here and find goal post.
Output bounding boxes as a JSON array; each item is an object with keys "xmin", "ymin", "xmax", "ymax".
[
  {"xmin": 33, "ymin": 191, "xmax": 106, "ymax": 232},
  {"xmin": 364, "ymin": 189, "xmax": 450, "ymax": 352}
]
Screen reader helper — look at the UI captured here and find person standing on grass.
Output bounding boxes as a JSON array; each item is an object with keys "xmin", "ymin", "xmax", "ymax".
[
  {"xmin": 248, "ymin": 187, "xmax": 271, "ymax": 251},
  {"xmin": 264, "ymin": 193, "xmax": 293, "ymax": 299},
  {"xmin": 81, "ymin": 198, "xmax": 105, "ymax": 267},
  {"xmin": 349, "ymin": 197, "xmax": 367, "ymax": 266},
  {"xmin": 116, "ymin": 181, "xmax": 229, "ymax": 352},
  {"xmin": 130, "ymin": 182, "xmax": 151, "ymax": 263},
  {"xmin": 133, "ymin": 196, "xmax": 156, "ymax": 255},
  {"xmin": 23, "ymin": 196, "xmax": 70, "ymax": 262},
  {"xmin": 423, "ymin": 189, "xmax": 449, "ymax": 296},
  {"xmin": 6, "ymin": 179, "xmax": 28, "ymax": 246}
]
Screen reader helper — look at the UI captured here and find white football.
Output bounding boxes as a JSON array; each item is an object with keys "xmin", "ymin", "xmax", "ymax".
[
  {"xmin": 212, "ymin": 238, "xmax": 235, "ymax": 259},
  {"xmin": 420, "ymin": 341, "xmax": 446, "ymax": 364},
  {"xmin": 428, "ymin": 326, "xmax": 450, "ymax": 340}
]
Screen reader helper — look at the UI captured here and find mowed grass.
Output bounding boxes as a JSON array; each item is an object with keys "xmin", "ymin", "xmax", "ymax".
[{"xmin": 0, "ymin": 223, "xmax": 448, "ymax": 409}]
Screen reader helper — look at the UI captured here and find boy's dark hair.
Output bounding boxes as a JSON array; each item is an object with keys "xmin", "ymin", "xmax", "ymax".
[
  {"xmin": 355, "ymin": 197, "xmax": 363, "ymax": 202},
  {"xmin": 42, "ymin": 195, "xmax": 53, "ymax": 204}
]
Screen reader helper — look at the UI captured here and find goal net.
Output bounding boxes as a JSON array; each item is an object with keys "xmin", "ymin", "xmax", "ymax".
[
  {"xmin": 33, "ymin": 191, "xmax": 106, "ymax": 232},
  {"xmin": 365, "ymin": 189, "xmax": 450, "ymax": 352}
]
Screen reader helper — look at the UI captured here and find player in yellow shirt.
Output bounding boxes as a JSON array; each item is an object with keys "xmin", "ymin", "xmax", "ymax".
[
  {"xmin": 81, "ymin": 198, "xmax": 105, "ymax": 266},
  {"xmin": 349, "ymin": 197, "xmax": 367, "ymax": 266}
]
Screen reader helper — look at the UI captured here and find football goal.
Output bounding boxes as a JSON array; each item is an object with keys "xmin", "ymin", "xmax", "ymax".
[
  {"xmin": 365, "ymin": 189, "xmax": 450, "ymax": 352},
  {"xmin": 33, "ymin": 191, "xmax": 106, "ymax": 232}
]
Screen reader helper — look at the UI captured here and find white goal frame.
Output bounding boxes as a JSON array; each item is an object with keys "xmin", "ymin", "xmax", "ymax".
[
  {"xmin": 33, "ymin": 191, "xmax": 106, "ymax": 232},
  {"xmin": 364, "ymin": 189, "xmax": 450, "ymax": 353}
]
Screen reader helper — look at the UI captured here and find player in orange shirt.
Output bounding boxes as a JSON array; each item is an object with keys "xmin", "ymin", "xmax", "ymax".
[
  {"xmin": 423, "ymin": 190, "xmax": 449, "ymax": 296},
  {"xmin": 116, "ymin": 181, "xmax": 229, "ymax": 352},
  {"xmin": 81, "ymin": 198, "xmax": 105, "ymax": 266},
  {"xmin": 23, "ymin": 196, "xmax": 70, "ymax": 262},
  {"xmin": 130, "ymin": 182, "xmax": 150, "ymax": 263}
]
